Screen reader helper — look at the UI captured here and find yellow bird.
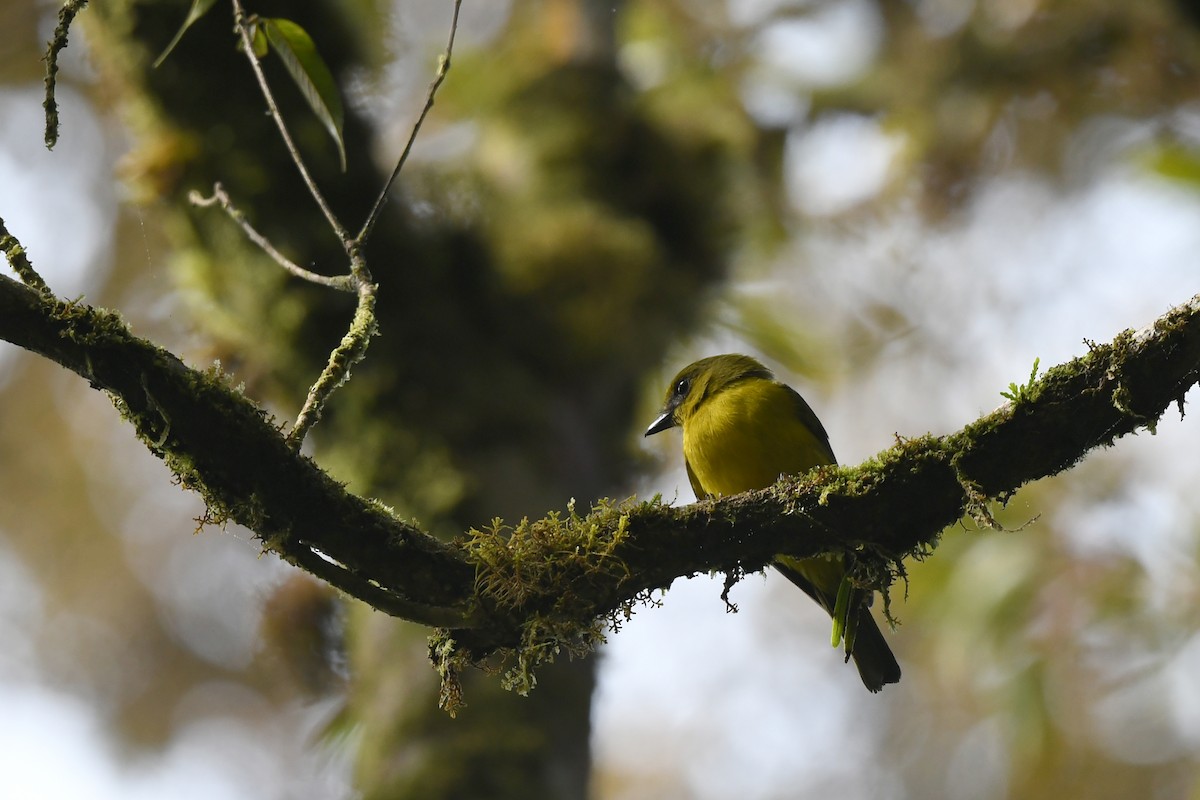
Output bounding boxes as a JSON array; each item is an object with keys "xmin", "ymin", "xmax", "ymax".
[{"xmin": 645, "ymin": 354, "xmax": 900, "ymax": 692}]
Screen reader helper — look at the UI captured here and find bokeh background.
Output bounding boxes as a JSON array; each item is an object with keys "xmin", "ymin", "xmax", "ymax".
[{"xmin": 2, "ymin": 0, "xmax": 1200, "ymax": 798}]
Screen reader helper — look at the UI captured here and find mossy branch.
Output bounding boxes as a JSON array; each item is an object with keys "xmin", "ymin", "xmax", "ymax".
[
  {"xmin": 0, "ymin": 270, "xmax": 472, "ymax": 628},
  {"xmin": 1, "ymin": 217, "xmax": 52, "ymax": 296},
  {"xmin": 2, "ymin": 268, "xmax": 1198, "ymax": 701}
]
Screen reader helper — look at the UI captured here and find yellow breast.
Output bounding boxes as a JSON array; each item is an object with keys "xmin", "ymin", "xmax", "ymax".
[{"xmin": 682, "ymin": 379, "xmax": 833, "ymax": 498}]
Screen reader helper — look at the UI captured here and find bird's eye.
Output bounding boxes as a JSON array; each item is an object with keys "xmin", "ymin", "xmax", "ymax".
[{"xmin": 674, "ymin": 378, "xmax": 690, "ymax": 397}]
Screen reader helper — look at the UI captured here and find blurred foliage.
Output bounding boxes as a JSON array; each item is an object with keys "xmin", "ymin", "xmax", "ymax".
[
  {"xmin": 833, "ymin": 0, "xmax": 1200, "ymax": 214},
  {"xmin": 1145, "ymin": 138, "xmax": 1200, "ymax": 185},
  {"xmin": 624, "ymin": 0, "xmax": 1200, "ymax": 215}
]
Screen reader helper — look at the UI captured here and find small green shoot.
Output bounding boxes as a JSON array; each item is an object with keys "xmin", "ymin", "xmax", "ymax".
[
  {"xmin": 830, "ymin": 575, "xmax": 852, "ymax": 648},
  {"xmin": 1001, "ymin": 357, "xmax": 1040, "ymax": 404}
]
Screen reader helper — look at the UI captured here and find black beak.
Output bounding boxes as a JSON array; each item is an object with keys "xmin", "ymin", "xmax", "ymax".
[{"xmin": 644, "ymin": 409, "xmax": 676, "ymax": 437}]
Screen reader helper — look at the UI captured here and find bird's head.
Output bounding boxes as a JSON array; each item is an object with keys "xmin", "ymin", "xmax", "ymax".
[{"xmin": 644, "ymin": 354, "xmax": 773, "ymax": 436}]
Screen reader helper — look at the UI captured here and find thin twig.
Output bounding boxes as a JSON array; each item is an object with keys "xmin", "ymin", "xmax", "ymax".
[
  {"xmin": 189, "ymin": 184, "xmax": 355, "ymax": 291},
  {"xmin": 280, "ymin": 1, "xmax": 463, "ymax": 443},
  {"xmin": 0, "ymin": 217, "xmax": 52, "ymax": 296},
  {"xmin": 43, "ymin": 0, "xmax": 90, "ymax": 150},
  {"xmin": 229, "ymin": 0, "xmax": 351, "ymax": 247},
  {"xmin": 222, "ymin": 0, "xmax": 383, "ymax": 448},
  {"xmin": 355, "ymin": 0, "xmax": 463, "ymax": 246},
  {"xmin": 216, "ymin": 0, "xmax": 461, "ymax": 447},
  {"xmin": 287, "ymin": 277, "xmax": 378, "ymax": 448}
]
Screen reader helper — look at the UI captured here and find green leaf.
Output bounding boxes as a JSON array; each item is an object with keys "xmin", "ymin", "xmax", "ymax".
[
  {"xmin": 251, "ymin": 24, "xmax": 269, "ymax": 58},
  {"xmin": 263, "ymin": 18, "xmax": 347, "ymax": 171},
  {"xmin": 831, "ymin": 576, "xmax": 852, "ymax": 648},
  {"xmin": 153, "ymin": 0, "xmax": 219, "ymax": 69}
]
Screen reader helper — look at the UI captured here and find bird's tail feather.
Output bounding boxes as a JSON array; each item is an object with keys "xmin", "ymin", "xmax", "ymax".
[
  {"xmin": 772, "ymin": 559, "xmax": 901, "ymax": 693},
  {"xmin": 849, "ymin": 610, "xmax": 901, "ymax": 693}
]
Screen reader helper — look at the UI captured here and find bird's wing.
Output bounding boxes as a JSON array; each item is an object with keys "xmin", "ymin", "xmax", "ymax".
[
  {"xmin": 684, "ymin": 456, "xmax": 710, "ymax": 501},
  {"xmin": 783, "ymin": 383, "xmax": 837, "ymax": 464},
  {"xmin": 773, "ymin": 555, "xmax": 839, "ymax": 615}
]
